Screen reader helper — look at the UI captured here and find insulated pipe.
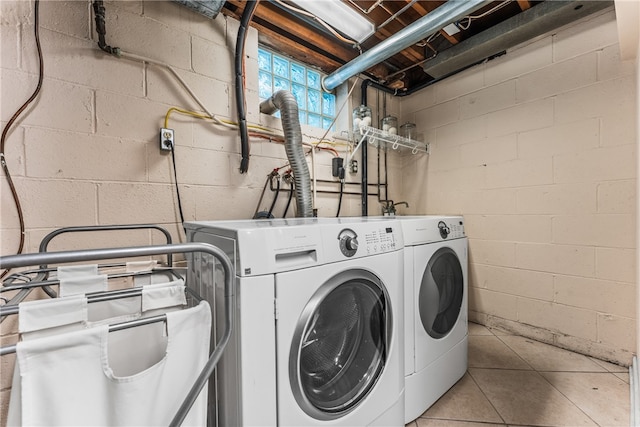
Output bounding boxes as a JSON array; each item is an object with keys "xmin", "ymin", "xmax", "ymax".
[
  {"xmin": 260, "ymin": 91, "xmax": 314, "ymax": 217},
  {"xmin": 322, "ymin": 0, "xmax": 491, "ymax": 91}
]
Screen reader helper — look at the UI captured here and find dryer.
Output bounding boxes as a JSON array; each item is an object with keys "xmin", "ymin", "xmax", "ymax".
[
  {"xmin": 184, "ymin": 217, "xmax": 405, "ymax": 426},
  {"xmin": 400, "ymin": 216, "xmax": 468, "ymax": 423}
]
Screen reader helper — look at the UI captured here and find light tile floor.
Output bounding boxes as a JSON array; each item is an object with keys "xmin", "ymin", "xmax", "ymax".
[{"xmin": 407, "ymin": 322, "xmax": 630, "ymax": 427}]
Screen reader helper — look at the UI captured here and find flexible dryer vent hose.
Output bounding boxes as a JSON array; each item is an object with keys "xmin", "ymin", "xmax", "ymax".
[{"xmin": 259, "ymin": 91, "xmax": 313, "ymax": 218}]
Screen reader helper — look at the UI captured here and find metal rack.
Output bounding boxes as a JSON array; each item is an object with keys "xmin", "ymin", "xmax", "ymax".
[
  {"xmin": 0, "ymin": 242, "xmax": 234, "ymax": 427},
  {"xmin": 356, "ymin": 125, "xmax": 430, "ymax": 154}
]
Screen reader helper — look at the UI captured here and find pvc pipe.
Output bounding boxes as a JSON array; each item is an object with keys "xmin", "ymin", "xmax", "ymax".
[{"xmin": 322, "ymin": 0, "xmax": 491, "ymax": 91}]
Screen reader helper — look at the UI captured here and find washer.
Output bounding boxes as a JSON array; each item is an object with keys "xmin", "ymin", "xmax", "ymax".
[
  {"xmin": 185, "ymin": 218, "xmax": 405, "ymax": 426},
  {"xmin": 399, "ymin": 216, "xmax": 468, "ymax": 423}
]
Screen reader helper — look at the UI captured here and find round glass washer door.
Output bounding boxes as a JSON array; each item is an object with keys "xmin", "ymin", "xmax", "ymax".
[
  {"xmin": 418, "ymin": 246, "xmax": 464, "ymax": 339},
  {"xmin": 289, "ymin": 269, "xmax": 391, "ymax": 420}
]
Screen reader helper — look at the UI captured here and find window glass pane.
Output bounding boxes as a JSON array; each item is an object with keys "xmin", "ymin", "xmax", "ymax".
[
  {"xmin": 322, "ymin": 93, "xmax": 336, "ymax": 116},
  {"xmin": 259, "ymin": 71, "xmax": 272, "ymax": 99},
  {"xmin": 307, "ymin": 70, "xmax": 321, "ymax": 90},
  {"xmin": 291, "ymin": 83, "xmax": 306, "ymax": 110},
  {"xmin": 291, "ymin": 63, "xmax": 306, "ymax": 84},
  {"xmin": 322, "ymin": 117, "xmax": 334, "ymax": 130},
  {"xmin": 258, "ymin": 49, "xmax": 271, "ymax": 71},
  {"xmin": 308, "ymin": 114, "xmax": 322, "ymax": 128},
  {"xmin": 308, "ymin": 89, "xmax": 321, "ymax": 114},
  {"xmin": 299, "ymin": 110, "xmax": 307, "ymax": 125},
  {"xmin": 273, "ymin": 55, "xmax": 289, "ymax": 78},
  {"xmin": 274, "ymin": 76, "xmax": 290, "ymax": 92}
]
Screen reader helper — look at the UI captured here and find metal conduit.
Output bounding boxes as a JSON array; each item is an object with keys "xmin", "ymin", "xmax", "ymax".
[{"xmin": 322, "ymin": 0, "xmax": 491, "ymax": 91}]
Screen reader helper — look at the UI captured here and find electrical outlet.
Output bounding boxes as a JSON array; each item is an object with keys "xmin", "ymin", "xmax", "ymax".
[
  {"xmin": 160, "ymin": 128, "xmax": 174, "ymax": 151},
  {"xmin": 349, "ymin": 160, "xmax": 358, "ymax": 174}
]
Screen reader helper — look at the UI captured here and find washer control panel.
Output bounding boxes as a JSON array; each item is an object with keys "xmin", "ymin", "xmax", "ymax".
[
  {"xmin": 337, "ymin": 226, "xmax": 399, "ymax": 257},
  {"xmin": 438, "ymin": 219, "xmax": 465, "ymax": 239}
]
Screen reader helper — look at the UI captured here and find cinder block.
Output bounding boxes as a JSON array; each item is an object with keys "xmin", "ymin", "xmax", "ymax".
[
  {"xmin": 459, "ymin": 189, "xmax": 517, "ymax": 215},
  {"xmin": 103, "ymin": 3, "xmax": 191, "ymax": 70},
  {"xmin": 95, "ymin": 90, "xmax": 172, "ymax": 141},
  {"xmin": 0, "ymin": 226, "xmax": 21, "ymax": 258},
  {"xmin": 487, "ymin": 98, "xmax": 554, "ymax": 137},
  {"xmin": 435, "ymin": 115, "xmax": 487, "ymax": 147},
  {"xmin": 18, "ymin": 179, "xmax": 97, "ymax": 228},
  {"xmin": 434, "ymin": 65, "xmax": 485, "ymax": 103},
  {"xmin": 39, "ymin": 0, "xmax": 91, "ymax": 39},
  {"xmin": 473, "ymin": 264, "xmax": 554, "ymax": 301},
  {"xmin": 597, "ymin": 180, "xmax": 635, "ymax": 214},
  {"xmin": 192, "ymin": 35, "xmax": 233, "ymax": 83},
  {"xmin": 555, "ymin": 76, "xmax": 635, "ymax": 124},
  {"xmin": 21, "ymin": 28, "xmax": 144, "ymax": 96},
  {"xmin": 1, "ymin": 0, "xmax": 31, "ymax": 27},
  {"xmin": 598, "ymin": 44, "xmax": 636, "ymax": 81},
  {"xmin": 555, "ymin": 275, "xmax": 635, "ymax": 319},
  {"xmin": 146, "ymin": 66, "xmax": 231, "ymax": 119},
  {"xmin": 518, "ymin": 118, "xmax": 599, "ymax": 160},
  {"xmin": 24, "ymin": 128, "xmax": 147, "ymax": 182},
  {"xmin": 484, "ymin": 36, "xmax": 553, "ymax": 86},
  {"xmin": 28, "ymin": 226, "xmax": 153, "ymax": 253},
  {"xmin": 469, "ymin": 287, "xmax": 518, "ymax": 320},
  {"xmin": 426, "ymin": 144, "xmax": 461, "ymax": 172},
  {"xmin": 597, "ymin": 314, "xmax": 635, "ymax": 352},
  {"xmin": 1, "ymin": 22, "xmax": 19, "ymax": 70},
  {"xmin": 401, "ymin": 86, "xmax": 436, "ymax": 116},
  {"xmin": 516, "ymin": 52, "xmax": 597, "ymax": 103},
  {"xmin": 2, "ymin": 70, "xmax": 93, "ymax": 133},
  {"xmin": 596, "ymin": 247, "xmax": 636, "ymax": 283},
  {"xmin": 601, "ymin": 109, "xmax": 637, "ymax": 147},
  {"xmin": 552, "ymin": 214, "xmax": 635, "ymax": 248},
  {"xmin": 552, "ymin": 9, "xmax": 618, "ymax": 63},
  {"xmin": 460, "ymin": 80, "xmax": 516, "ymax": 120},
  {"xmin": 468, "ymin": 238, "xmax": 516, "ymax": 268},
  {"xmin": 414, "ymin": 98, "xmax": 460, "ymax": 130},
  {"xmin": 192, "ymin": 122, "xmax": 238, "ymax": 153},
  {"xmin": 97, "ymin": 182, "xmax": 176, "ymax": 224},
  {"xmin": 226, "ymin": 18, "xmax": 258, "ymax": 60},
  {"xmin": 485, "ymin": 157, "xmax": 553, "ymax": 189},
  {"xmin": 553, "ymin": 144, "xmax": 635, "ymax": 184},
  {"xmin": 517, "ymin": 298, "xmax": 597, "ymax": 341},
  {"xmin": 172, "ymin": 146, "xmax": 232, "ymax": 186},
  {"xmin": 482, "ymin": 214, "xmax": 552, "ymax": 244},
  {"xmin": 516, "ymin": 242, "xmax": 595, "ymax": 277},
  {"xmin": 460, "ymin": 134, "xmax": 517, "ymax": 168},
  {"xmin": 516, "ymin": 184, "xmax": 597, "ymax": 215},
  {"xmin": 0, "ymin": 343, "xmax": 16, "ymax": 389}
]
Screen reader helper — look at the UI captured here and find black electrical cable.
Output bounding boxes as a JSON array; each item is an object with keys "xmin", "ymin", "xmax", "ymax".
[
  {"xmin": 235, "ymin": 1, "xmax": 260, "ymax": 174},
  {"xmin": 1, "ymin": 0, "xmax": 43, "ymax": 279},
  {"xmin": 336, "ymin": 179, "xmax": 345, "ymax": 217},
  {"xmin": 267, "ymin": 175, "xmax": 281, "ymax": 217},
  {"xmin": 283, "ymin": 182, "xmax": 294, "ymax": 218},
  {"xmin": 92, "ymin": 1, "xmax": 120, "ymax": 56},
  {"xmin": 170, "ymin": 146, "xmax": 186, "ymax": 234}
]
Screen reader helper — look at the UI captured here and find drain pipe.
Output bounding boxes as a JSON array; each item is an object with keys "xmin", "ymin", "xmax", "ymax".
[
  {"xmin": 322, "ymin": 0, "xmax": 491, "ymax": 91},
  {"xmin": 260, "ymin": 91, "xmax": 313, "ymax": 217}
]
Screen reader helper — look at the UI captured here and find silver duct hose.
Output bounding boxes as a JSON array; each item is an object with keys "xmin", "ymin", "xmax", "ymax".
[{"xmin": 259, "ymin": 90, "xmax": 313, "ymax": 217}]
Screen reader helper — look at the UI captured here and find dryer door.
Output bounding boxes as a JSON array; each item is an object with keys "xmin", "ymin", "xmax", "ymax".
[
  {"xmin": 418, "ymin": 246, "xmax": 464, "ymax": 339},
  {"xmin": 289, "ymin": 269, "xmax": 389, "ymax": 420}
]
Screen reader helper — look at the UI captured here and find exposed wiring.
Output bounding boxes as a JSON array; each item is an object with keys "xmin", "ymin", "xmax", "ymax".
[
  {"xmin": 267, "ymin": 172, "xmax": 281, "ymax": 217},
  {"xmin": 1, "ymin": 0, "xmax": 43, "ymax": 279},
  {"xmin": 458, "ymin": 0, "xmax": 512, "ymax": 30},
  {"xmin": 282, "ymin": 170, "xmax": 294, "ymax": 217},
  {"xmin": 377, "ymin": 0, "xmax": 419, "ymax": 31}
]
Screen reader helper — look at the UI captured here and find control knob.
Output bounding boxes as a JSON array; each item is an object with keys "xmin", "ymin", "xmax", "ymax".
[
  {"xmin": 438, "ymin": 221, "xmax": 450, "ymax": 239},
  {"xmin": 338, "ymin": 228, "xmax": 358, "ymax": 257}
]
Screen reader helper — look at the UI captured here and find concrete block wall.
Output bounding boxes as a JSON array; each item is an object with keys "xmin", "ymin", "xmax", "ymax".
[{"xmin": 400, "ymin": 8, "xmax": 637, "ymax": 365}]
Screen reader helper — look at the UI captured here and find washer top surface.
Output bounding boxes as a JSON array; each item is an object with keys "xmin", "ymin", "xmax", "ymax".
[{"xmin": 185, "ymin": 217, "xmax": 404, "ymax": 276}]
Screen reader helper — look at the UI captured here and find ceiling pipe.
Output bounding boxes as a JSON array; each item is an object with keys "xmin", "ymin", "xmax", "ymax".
[{"xmin": 322, "ymin": 0, "xmax": 492, "ymax": 91}]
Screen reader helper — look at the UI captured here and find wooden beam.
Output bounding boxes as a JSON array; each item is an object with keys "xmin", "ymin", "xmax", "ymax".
[{"xmin": 517, "ymin": 0, "xmax": 532, "ymax": 11}]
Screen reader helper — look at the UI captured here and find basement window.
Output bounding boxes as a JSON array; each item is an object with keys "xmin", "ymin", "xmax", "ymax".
[{"xmin": 258, "ymin": 47, "xmax": 336, "ymax": 130}]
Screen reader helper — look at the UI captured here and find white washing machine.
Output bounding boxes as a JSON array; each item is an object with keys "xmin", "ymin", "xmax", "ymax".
[
  {"xmin": 184, "ymin": 217, "xmax": 405, "ymax": 426},
  {"xmin": 399, "ymin": 216, "xmax": 468, "ymax": 423}
]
